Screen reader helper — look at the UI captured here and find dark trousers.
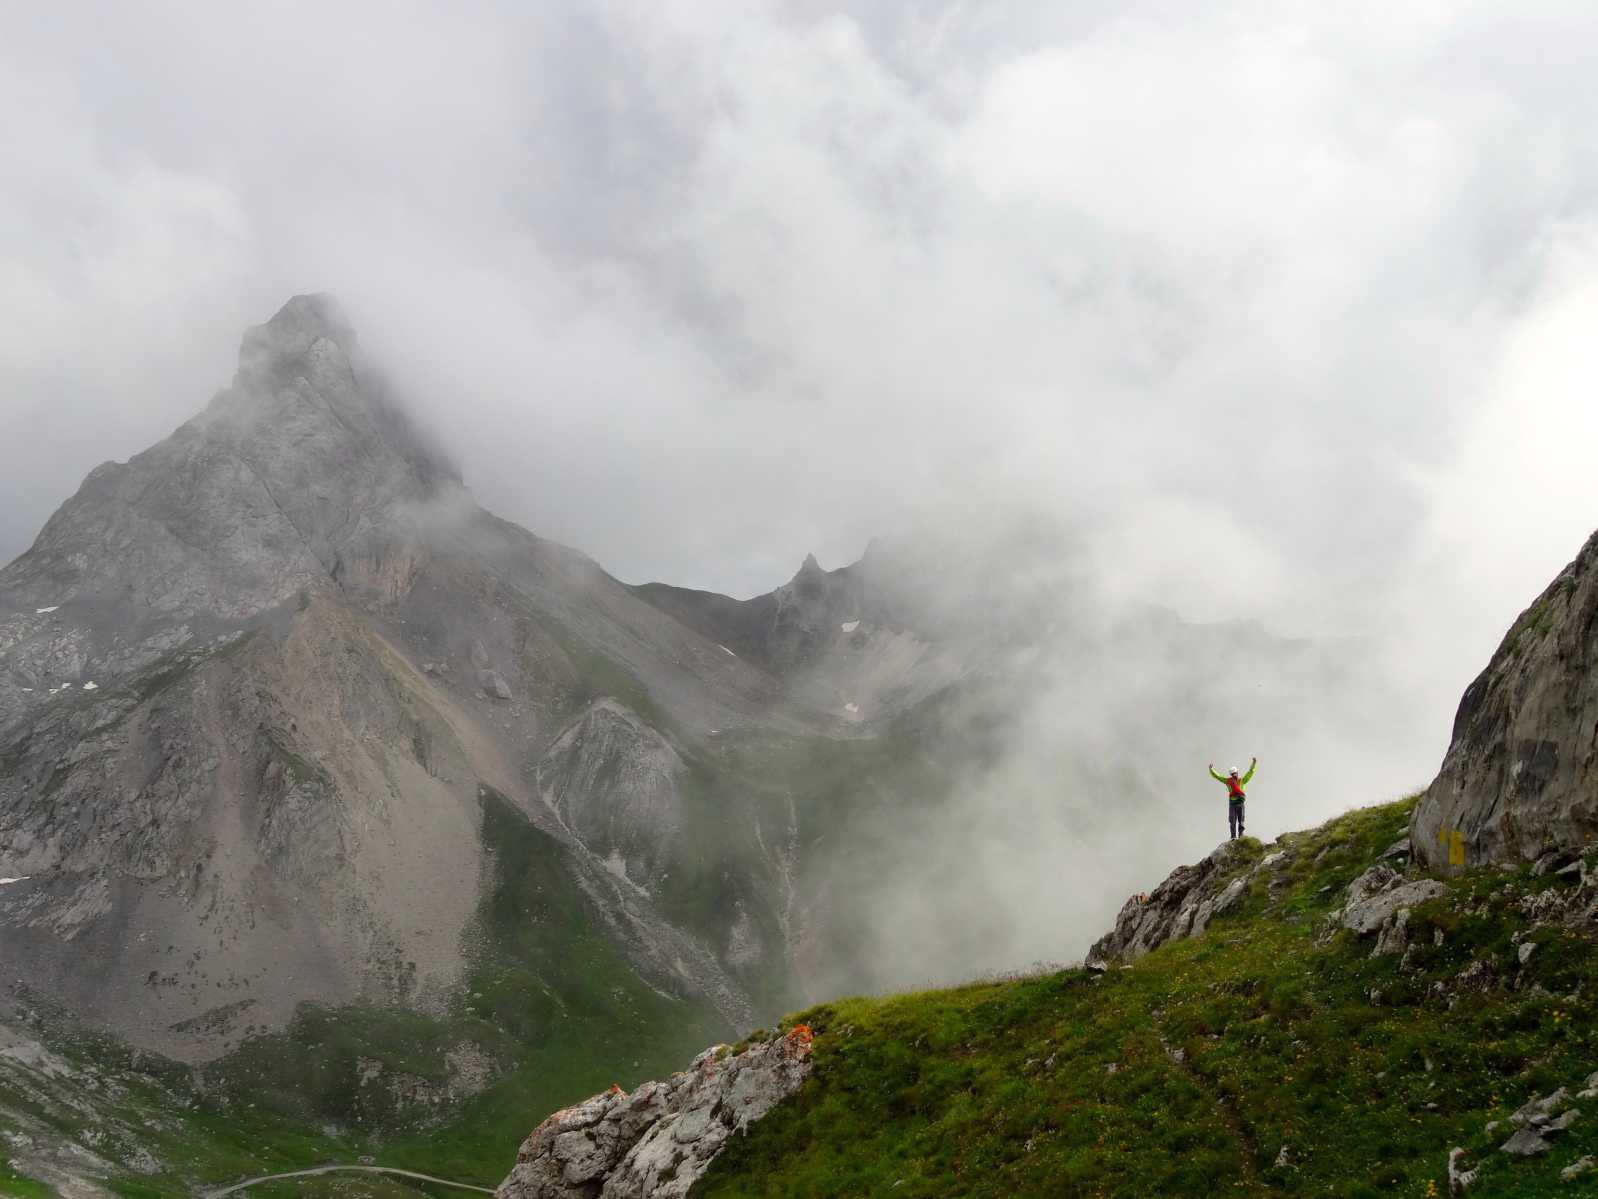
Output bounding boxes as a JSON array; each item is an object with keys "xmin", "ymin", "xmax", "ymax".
[{"xmin": 1228, "ymin": 800, "xmax": 1245, "ymax": 839}]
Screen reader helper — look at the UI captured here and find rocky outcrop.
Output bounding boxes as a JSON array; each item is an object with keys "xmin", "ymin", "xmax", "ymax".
[
  {"xmin": 1336, "ymin": 864, "xmax": 1448, "ymax": 936},
  {"xmin": 1088, "ymin": 841, "xmax": 1261, "ymax": 963},
  {"xmin": 536, "ymin": 701, "xmax": 685, "ymax": 892},
  {"xmin": 629, "ymin": 552, "xmax": 883, "ymax": 677},
  {"xmin": 1412, "ymin": 527, "xmax": 1598, "ymax": 870},
  {"xmin": 1449, "ymin": 1072, "xmax": 1598, "ymax": 1187},
  {"xmin": 495, "ymin": 1027, "xmax": 813, "ymax": 1199}
]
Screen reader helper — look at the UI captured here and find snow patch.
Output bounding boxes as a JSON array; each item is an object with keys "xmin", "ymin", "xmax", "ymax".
[
  {"xmin": 82, "ymin": 681, "xmax": 98, "ymax": 691},
  {"xmin": 840, "ymin": 620, "xmax": 860, "ymax": 633},
  {"xmin": 844, "ymin": 702, "xmax": 859, "ymax": 714},
  {"xmin": 0, "ymin": 877, "xmax": 30, "ymax": 886},
  {"xmin": 34, "ymin": 606, "xmax": 59, "ymax": 614},
  {"xmin": 718, "ymin": 644, "xmax": 736, "ymax": 657}
]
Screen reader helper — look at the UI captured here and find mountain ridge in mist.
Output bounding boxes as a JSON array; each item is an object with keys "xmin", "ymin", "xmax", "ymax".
[{"xmin": 0, "ymin": 297, "xmax": 1433, "ymax": 1192}]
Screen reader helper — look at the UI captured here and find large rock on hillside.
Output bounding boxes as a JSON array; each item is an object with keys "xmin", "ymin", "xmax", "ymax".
[
  {"xmin": 1088, "ymin": 841, "xmax": 1254, "ymax": 963},
  {"xmin": 496, "ymin": 1027, "xmax": 813, "ymax": 1199},
  {"xmin": 1412, "ymin": 529, "xmax": 1598, "ymax": 870}
]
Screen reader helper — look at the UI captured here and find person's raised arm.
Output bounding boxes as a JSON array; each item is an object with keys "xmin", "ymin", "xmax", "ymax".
[
  {"xmin": 1208, "ymin": 764, "xmax": 1226, "ymax": 783},
  {"xmin": 1241, "ymin": 757, "xmax": 1257, "ymax": 785}
]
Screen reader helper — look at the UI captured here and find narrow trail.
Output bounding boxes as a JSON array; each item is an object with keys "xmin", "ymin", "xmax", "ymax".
[
  {"xmin": 1157, "ymin": 1032, "xmax": 1263, "ymax": 1190},
  {"xmin": 202, "ymin": 1164, "xmax": 495, "ymax": 1197}
]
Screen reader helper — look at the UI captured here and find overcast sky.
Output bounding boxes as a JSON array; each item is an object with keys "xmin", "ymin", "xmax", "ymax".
[{"xmin": 5, "ymin": 0, "xmax": 1598, "ymax": 729}]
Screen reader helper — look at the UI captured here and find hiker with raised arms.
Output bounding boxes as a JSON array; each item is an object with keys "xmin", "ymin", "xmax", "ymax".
[{"xmin": 1209, "ymin": 758, "xmax": 1257, "ymax": 841}]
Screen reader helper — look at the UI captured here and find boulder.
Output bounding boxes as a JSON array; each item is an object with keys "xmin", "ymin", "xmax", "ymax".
[
  {"xmin": 478, "ymin": 669, "xmax": 514, "ymax": 700},
  {"xmin": 1412, "ymin": 528, "xmax": 1598, "ymax": 870},
  {"xmin": 496, "ymin": 1028, "xmax": 814, "ymax": 1199},
  {"xmin": 1373, "ymin": 908, "xmax": 1411, "ymax": 957},
  {"xmin": 1089, "ymin": 844, "xmax": 1249, "ymax": 963},
  {"xmin": 1446, "ymin": 1147, "xmax": 1477, "ymax": 1195},
  {"xmin": 1339, "ymin": 866, "xmax": 1447, "ymax": 935},
  {"xmin": 1498, "ymin": 1127, "xmax": 1551, "ymax": 1156},
  {"xmin": 1509, "ymin": 1086, "xmax": 1569, "ymax": 1128},
  {"xmin": 1563, "ymin": 1156, "xmax": 1597, "ymax": 1181}
]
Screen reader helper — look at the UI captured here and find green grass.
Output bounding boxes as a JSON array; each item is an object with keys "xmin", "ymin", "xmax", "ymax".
[
  {"xmin": 0, "ymin": 1156, "xmax": 59, "ymax": 1198},
  {"xmin": 169, "ymin": 774, "xmax": 754, "ymax": 1192},
  {"xmin": 171, "ymin": 787, "xmax": 729, "ymax": 1191},
  {"xmin": 372, "ymin": 788, "xmax": 729, "ymax": 1184},
  {"xmin": 696, "ymin": 798, "xmax": 1598, "ymax": 1197}
]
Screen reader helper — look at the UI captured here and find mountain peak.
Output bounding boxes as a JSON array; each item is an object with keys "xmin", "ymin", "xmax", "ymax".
[
  {"xmin": 259, "ymin": 292, "xmax": 354, "ymax": 349},
  {"xmin": 237, "ymin": 293, "xmax": 357, "ymax": 388},
  {"xmin": 214, "ymin": 294, "xmax": 460, "ymax": 493}
]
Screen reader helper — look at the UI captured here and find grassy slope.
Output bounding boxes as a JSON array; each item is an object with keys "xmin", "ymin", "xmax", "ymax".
[
  {"xmin": 0, "ymin": 1158, "xmax": 57, "ymax": 1199},
  {"xmin": 697, "ymin": 798, "xmax": 1598, "ymax": 1198}
]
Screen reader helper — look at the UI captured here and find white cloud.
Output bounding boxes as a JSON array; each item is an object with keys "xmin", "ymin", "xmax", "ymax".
[{"xmin": 2, "ymin": 0, "xmax": 1596, "ymax": 688}]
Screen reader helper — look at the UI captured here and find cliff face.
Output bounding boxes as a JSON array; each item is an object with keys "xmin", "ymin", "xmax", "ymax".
[
  {"xmin": 1412, "ymin": 528, "xmax": 1598, "ymax": 871},
  {"xmin": 0, "ymin": 296, "xmax": 790, "ymax": 1062}
]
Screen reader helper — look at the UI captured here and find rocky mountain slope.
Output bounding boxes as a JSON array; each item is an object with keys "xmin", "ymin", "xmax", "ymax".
[
  {"xmin": 1412, "ymin": 526, "xmax": 1598, "ymax": 871},
  {"xmin": 0, "ymin": 295, "xmax": 787, "ymax": 1067},
  {"xmin": 0, "ymin": 296, "xmax": 1432, "ymax": 1196}
]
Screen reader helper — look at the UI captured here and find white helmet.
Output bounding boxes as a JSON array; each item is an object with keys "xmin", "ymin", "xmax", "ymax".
[{"xmin": 1228, "ymin": 766, "xmax": 1239, "ymax": 776}]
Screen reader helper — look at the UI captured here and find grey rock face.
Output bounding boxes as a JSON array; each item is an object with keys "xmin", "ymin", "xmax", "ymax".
[
  {"xmin": 1089, "ymin": 842, "xmax": 1259, "ymax": 963},
  {"xmin": 1446, "ymin": 1147, "xmax": 1477, "ymax": 1195},
  {"xmin": 1508, "ymin": 1086, "xmax": 1569, "ymax": 1128},
  {"xmin": 495, "ymin": 1029, "xmax": 813, "ymax": 1199},
  {"xmin": 536, "ymin": 700, "xmax": 686, "ymax": 891},
  {"xmin": 1412, "ymin": 527, "xmax": 1598, "ymax": 869},
  {"xmin": 0, "ymin": 296, "xmax": 783, "ymax": 1059},
  {"xmin": 1338, "ymin": 866, "xmax": 1447, "ymax": 936},
  {"xmin": 1498, "ymin": 1127, "xmax": 1551, "ymax": 1156},
  {"xmin": 1563, "ymin": 1155, "xmax": 1597, "ymax": 1181},
  {"xmin": 1372, "ymin": 907, "xmax": 1411, "ymax": 957}
]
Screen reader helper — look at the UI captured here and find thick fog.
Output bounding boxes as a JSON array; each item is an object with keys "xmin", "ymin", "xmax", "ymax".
[{"xmin": 6, "ymin": 2, "xmax": 1598, "ymax": 978}]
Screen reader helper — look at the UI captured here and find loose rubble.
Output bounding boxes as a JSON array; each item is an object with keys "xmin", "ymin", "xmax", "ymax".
[{"xmin": 1450, "ymin": 1072, "xmax": 1598, "ymax": 1188}]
